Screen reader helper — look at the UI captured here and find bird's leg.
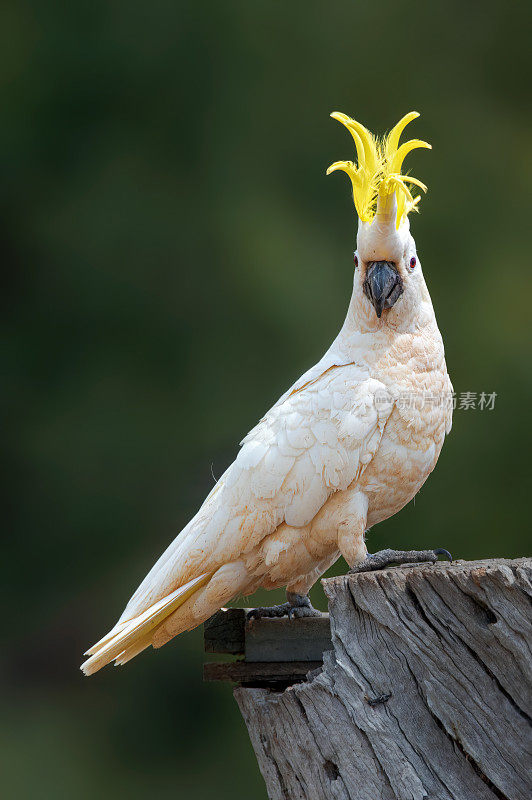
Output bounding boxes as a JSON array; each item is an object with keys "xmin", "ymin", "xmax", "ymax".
[
  {"xmin": 286, "ymin": 592, "xmax": 322, "ymax": 619},
  {"xmin": 247, "ymin": 591, "xmax": 321, "ymax": 620},
  {"xmin": 349, "ymin": 547, "xmax": 452, "ymax": 574}
]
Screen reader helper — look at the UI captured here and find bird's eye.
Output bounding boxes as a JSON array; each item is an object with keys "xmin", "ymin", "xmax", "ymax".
[
  {"xmin": 409, "ymin": 256, "xmax": 417, "ymax": 270},
  {"xmin": 354, "ymin": 254, "xmax": 358, "ymax": 267}
]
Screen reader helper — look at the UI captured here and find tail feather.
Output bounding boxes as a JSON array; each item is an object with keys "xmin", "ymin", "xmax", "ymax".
[
  {"xmin": 113, "ymin": 632, "xmax": 154, "ymax": 666},
  {"xmin": 83, "ymin": 620, "xmax": 129, "ymax": 656},
  {"xmin": 80, "ymin": 572, "xmax": 212, "ymax": 676}
]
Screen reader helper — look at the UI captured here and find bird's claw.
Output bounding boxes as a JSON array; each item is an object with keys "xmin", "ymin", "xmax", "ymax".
[
  {"xmin": 349, "ymin": 547, "xmax": 453, "ymax": 574},
  {"xmin": 287, "ymin": 604, "xmax": 322, "ymax": 620},
  {"xmin": 247, "ymin": 593, "xmax": 321, "ymax": 621},
  {"xmin": 247, "ymin": 602, "xmax": 291, "ymax": 620},
  {"xmin": 433, "ymin": 548, "xmax": 453, "ymax": 562}
]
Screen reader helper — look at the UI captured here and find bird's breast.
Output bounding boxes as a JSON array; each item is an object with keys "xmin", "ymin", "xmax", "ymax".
[{"xmin": 360, "ymin": 361, "xmax": 452, "ymax": 528}]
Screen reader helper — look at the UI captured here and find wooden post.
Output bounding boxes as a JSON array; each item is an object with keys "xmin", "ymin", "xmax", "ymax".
[{"xmin": 204, "ymin": 558, "xmax": 532, "ymax": 800}]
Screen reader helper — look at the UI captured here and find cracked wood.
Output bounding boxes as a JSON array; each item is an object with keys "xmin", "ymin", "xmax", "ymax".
[{"xmin": 234, "ymin": 558, "xmax": 532, "ymax": 800}]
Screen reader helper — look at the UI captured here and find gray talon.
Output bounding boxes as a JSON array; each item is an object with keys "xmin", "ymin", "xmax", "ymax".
[
  {"xmin": 349, "ymin": 547, "xmax": 454, "ymax": 574},
  {"xmin": 288, "ymin": 605, "xmax": 322, "ymax": 620},
  {"xmin": 434, "ymin": 548, "xmax": 453, "ymax": 562},
  {"xmin": 248, "ymin": 593, "xmax": 321, "ymax": 620},
  {"xmin": 247, "ymin": 602, "xmax": 291, "ymax": 620}
]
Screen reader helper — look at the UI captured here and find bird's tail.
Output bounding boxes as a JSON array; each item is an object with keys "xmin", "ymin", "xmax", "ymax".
[{"xmin": 80, "ymin": 572, "xmax": 212, "ymax": 676}]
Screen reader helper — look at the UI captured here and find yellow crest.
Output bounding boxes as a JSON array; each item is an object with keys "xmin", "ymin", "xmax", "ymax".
[{"xmin": 327, "ymin": 111, "xmax": 431, "ymax": 229}]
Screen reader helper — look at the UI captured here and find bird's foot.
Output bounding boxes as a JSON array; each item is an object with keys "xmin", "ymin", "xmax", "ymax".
[
  {"xmin": 349, "ymin": 547, "xmax": 452, "ymax": 574},
  {"xmin": 247, "ymin": 592, "xmax": 321, "ymax": 621},
  {"xmin": 247, "ymin": 601, "xmax": 291, "ymax": 619}
]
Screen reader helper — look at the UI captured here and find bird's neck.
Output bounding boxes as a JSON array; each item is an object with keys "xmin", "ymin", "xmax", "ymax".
[{"xmin": 331, "ymin": 283, "xmax": 437, "ymax": 361}]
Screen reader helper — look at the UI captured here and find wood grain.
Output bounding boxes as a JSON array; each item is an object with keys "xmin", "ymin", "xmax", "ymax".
[
  {"xmin": 204, "ymin": 608, "xmax": 332, "ymax": 665},
  {"xmin": 203, "ymin": 660, "xmax": 322, "ymax": 685},
  {"xmin": 204, "ymin": 607, "xmax": 245, "ymax": 655},
  {"xmin": 234, "ymin": 558, "xmax": 532, "ymax": 800}
]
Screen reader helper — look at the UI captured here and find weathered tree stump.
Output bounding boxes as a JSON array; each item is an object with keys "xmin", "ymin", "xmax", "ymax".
[{"xmin": 230, "ymin": 559, "xmax": 532, "ymax": 800}]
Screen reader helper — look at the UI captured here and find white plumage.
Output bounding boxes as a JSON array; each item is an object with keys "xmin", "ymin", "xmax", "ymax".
[{"xmin": 82, "ymin": 111, "xmax": 452, "ymax": 675}]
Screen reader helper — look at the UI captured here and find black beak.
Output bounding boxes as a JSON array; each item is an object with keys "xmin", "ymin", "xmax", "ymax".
[{"xmin": 363, "ymin": 261, "xmax": 403, "ymax": 318}]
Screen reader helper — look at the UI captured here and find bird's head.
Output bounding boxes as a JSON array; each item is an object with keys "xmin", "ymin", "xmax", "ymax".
[{"xmin": 327, "ymin": 111, "xmax": 432, "ymax": 328}]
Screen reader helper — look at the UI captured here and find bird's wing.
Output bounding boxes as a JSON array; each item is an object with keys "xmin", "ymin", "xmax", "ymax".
[
  {"xmin": 118, "ymin": 364, "xmax": 393, "ymax": 623},
  {"xmin": 272, "ymin": 349, "xmax": 355, "ymax": 408}
]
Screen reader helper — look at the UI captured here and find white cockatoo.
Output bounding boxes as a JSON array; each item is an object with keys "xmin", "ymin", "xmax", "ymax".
[{"xmin": 82, "ymin": 111, "xmax": 453, "ymax": 675}]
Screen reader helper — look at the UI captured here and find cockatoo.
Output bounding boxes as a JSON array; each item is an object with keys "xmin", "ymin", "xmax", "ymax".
[{"xmin": 82, "ymin": 111, "xmax": 453, "ymax": 676}]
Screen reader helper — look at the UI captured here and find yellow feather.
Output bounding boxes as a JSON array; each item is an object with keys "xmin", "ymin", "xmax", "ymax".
[
  {"xmin": 327, "ymin": 110, "xmax": 431, "ymax": 228},
  {"xmin": 80, "ymin": 572, "xmax": 213, "ymax": 675},
  {"xmin": 390, "ymin": 139, "xmax": 432, "ymax": 175},
  {"xmin": 385, "ymin": 111, "xmax": 419, "ymax": 161}
]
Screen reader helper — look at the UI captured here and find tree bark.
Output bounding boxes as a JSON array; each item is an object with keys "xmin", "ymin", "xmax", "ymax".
[{"xmin": 234, "ymin": 558, "xmax": 532, "ymax": 800}]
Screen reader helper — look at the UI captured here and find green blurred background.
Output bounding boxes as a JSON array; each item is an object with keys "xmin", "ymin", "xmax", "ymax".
[{"xmin": 2, "ymin": 1, "xmax": 530, "ymax": 797}]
